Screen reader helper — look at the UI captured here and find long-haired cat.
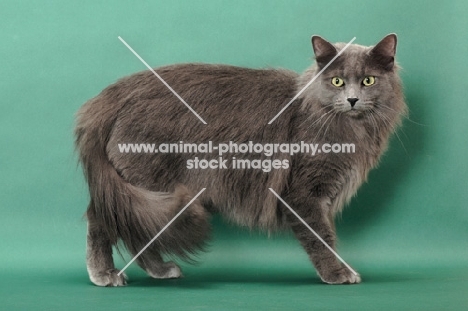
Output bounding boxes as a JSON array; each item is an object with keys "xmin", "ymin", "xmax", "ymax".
[{"xmin": 75, "ymin": 34, "xmax": 406, "ymax": 286}]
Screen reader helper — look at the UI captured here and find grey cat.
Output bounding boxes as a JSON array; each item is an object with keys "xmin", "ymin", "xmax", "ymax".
[{"xmin": 75, "ymin": 34, "xmax": 406, "ymax": 286}]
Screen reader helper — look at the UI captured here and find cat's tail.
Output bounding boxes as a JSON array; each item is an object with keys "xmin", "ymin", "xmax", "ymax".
[{"xmin": 75, "ymin": 91, "xmax": 210, "ymax": 260}]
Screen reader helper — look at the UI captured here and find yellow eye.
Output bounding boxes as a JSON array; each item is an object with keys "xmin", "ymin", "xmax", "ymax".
[
  {"xmin": 363, "ymin": 76, "xmax": 375, "ymax": 86},
  {"xmin": 331, "ymin": 77, "xmax": 344, "ymax": 87}
]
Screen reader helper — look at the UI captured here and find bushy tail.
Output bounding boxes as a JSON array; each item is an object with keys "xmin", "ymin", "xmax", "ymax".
[{"xmin": 75, "ymin": 91, "xmax": 210, "ymax": 260}]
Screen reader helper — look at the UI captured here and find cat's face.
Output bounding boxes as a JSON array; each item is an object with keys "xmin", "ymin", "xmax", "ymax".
[
  {"xmin": 301, "ymin": 34, "xmax": 406, "ymax": 125},
  {"xmin": 320, "ymin": 47, "xmax": 391, "ymax": 117}
]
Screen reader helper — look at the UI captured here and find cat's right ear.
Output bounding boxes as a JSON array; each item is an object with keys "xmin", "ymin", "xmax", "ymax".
[{"xmin": 311, "ymin": 35, "xmax": 337, "ymax": 68}]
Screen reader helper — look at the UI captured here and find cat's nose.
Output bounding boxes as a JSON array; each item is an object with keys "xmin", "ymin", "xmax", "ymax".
[{"xmin": 347, "ymin": 98, "xmax": 359, "ymax": 107}]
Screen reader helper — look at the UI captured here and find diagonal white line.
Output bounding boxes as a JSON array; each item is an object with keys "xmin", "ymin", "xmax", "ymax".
[
  {"xmin": 268, "ymin": 188, "xmax": 357, "ymax": 276},
  {"xmin": 268, "ymin": 37, "xmax": 356, "ymax": 124},
  {"xmin": 118, "ymin": 188, "xmax": 206, "ymax": 276},
  {"xmin": 118, "ymin": 36, "xmax": 207, "ymax": 124}
]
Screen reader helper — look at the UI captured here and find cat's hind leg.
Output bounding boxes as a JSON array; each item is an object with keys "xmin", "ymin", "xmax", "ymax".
[
  {"xmin": 136, "ymin": 254, "xmax": 182, "ymax": 279},
  {"xmin": 126, "ymin": 185, "xmax": 211, "ymax": 280},
  {"xmin": 86, "ymin": 205, "xmax": 127, "ymax": 287}
]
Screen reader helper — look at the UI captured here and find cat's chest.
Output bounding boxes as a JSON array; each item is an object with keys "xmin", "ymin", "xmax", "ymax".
[{"xmin": 332, "ymin": 167, "xmax": 365, "ymax": 214}]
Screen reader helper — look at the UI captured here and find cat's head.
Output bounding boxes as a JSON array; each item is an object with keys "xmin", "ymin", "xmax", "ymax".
[{"xmin": 300, "ymin": 34, "xmax": 406, "ymax": 130}]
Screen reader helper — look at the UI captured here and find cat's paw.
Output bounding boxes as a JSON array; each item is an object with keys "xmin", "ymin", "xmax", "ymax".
[
  {"xmin": 146, "ymin": 261, "xmax": 182, "ymax": 279},
  {"xmin": 89, "ymin": 268, "xmax": 127, "ymax": 287},
  {"xmin": 319, "ymin": 267, "xmax": 361, "ymax": 285}
]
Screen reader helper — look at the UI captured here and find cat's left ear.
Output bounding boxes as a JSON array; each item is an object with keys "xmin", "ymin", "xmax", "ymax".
[{"xmin": 370, "ymin": 34, "xmax": 397, "ymax": 71}]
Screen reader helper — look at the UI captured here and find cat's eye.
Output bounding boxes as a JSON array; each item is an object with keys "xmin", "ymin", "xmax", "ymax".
[
  {"xmin": 362, "ymin": 76, "xmax": 375, "ymax": 86},
  {"xmin": 331, "ymin": 77, "xmax": 344, "ymax": 87}
]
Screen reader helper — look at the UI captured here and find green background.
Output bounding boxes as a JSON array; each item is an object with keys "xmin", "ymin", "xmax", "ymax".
[{"xmin": 1, "ymin": 0, "xmax": 467, "ymax": 310}]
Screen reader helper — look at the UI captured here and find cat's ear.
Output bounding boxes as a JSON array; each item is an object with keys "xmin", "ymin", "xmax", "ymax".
[
  {"xmin": 311, "ymin": 35, "xmax": 337, "ymax": 68},
  {"xmin": 370, "ymin": 34, "xmax": 397, "ymax": 71}
]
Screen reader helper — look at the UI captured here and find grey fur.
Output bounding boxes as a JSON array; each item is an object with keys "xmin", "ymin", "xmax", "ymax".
[{"xmin": 75, "ymin": 34, "xmax": 406, "ymax": 286}]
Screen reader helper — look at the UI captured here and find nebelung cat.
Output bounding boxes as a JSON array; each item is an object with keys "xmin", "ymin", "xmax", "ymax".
[{"xmin": 75, "ymin": 34, "xmax": 406, "ymax": 286}]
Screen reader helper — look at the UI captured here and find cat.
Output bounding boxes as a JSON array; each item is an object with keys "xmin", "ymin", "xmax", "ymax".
[{"xmin": 75, "ymin": 34, "xmax": 406, "ymax": 286}]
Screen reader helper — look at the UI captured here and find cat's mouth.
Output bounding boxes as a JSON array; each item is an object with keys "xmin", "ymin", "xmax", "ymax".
[
  {"xmin": 343, "ymin": 107, "xmax": 364, "ymax": 116},
  {"xmin": 342, "ymin": 103, "xmax": 375, "ymax": 116}
]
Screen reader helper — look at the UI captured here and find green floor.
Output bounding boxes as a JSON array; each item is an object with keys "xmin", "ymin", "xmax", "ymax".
[
  {"xmin": 2, "ymin": 232, "xmax": 467, "ymax": 310},
  {"xmin": 3, "ymin": 268, "xmax": 468, "ymax": 311}
]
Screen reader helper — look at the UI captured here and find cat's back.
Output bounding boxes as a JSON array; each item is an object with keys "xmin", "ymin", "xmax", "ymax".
[
  {"xmin": 111, "ymin": 63, "xmax": 299, "ymax": 107},
  {"xmin": 103, "ymin": 63, "xmax": 299, "ymax": 140},
  {"xmin": 118, "ymin": 63, "xmax": 298, "ymax": 90}
]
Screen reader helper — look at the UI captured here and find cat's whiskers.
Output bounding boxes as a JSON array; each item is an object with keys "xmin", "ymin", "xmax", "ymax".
[
  {"xmin": 306, "ymin": 108, "xmax": 334, "ymax": 133},
  {"xmin": 375, "ymin": 109, "xmax": 400, "ymax": 135},
  {"xmin": 313, "ymin": 110, "xmax": 337, "ymax": 142},
  {"xmin": 322, "ymin": 111, "xmax": 339, "ymax": 141},
  {"xmin": 379, "ymin": 104, "xmax": 425, "ymax": 126},
  {"xmin": 373, "ymin": 110, "xmax": 398, "ymax": 137},
  {"xmin": 366, "ymin": 110, "xmax": 378, "ymax": 139},
  {"xmin": 334, "ymin": 103, "xmax": 347, "ymax": 113},
  {"xmin": 374, "ymin": 109, "xmax": 408, "ymax": 154},
  {"xmin": 373, "ymin": 109, "xmax": 392, "ymax": 127},
  {"xmin": 301, "ymin": 104, "xmax": 333, "ymax": 128},
  {"xmin": 379, "ymin": 108, "xmax": 411, "ymax": 141}
]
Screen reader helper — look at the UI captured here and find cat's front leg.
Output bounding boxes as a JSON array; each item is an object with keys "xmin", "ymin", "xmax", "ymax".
[
  {"xmin": 86, "ymin": 207, "xmax": 127, "ymax": 287},
  {"xmin": 285, "ymin": 199, "xmax": 361, "ymax": 284}
]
